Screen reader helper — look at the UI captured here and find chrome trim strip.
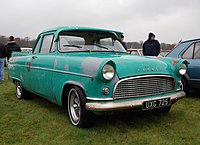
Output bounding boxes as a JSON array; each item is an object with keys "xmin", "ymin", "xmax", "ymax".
[
  {"xmin": 9, "ymin": 64, "xmax": 26, "ymax": 68},
  {"xmin": 112, "ymin": 74, "xmax": 175, "ymax": 98},
  {"xmin": 86, "ymin": 97, "xmax": 114, "ymax": 101},
  {"xmin": 11, "ymin": 64, "xmax": 93, "ymax": 78},
  {"xmin": 86, "ymin": 91, "xmax": 185, "ymax": 111}
]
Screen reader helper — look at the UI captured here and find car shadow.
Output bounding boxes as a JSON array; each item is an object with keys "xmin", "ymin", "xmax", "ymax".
[
  {"xmin": 22, "ymin": 94, "xmax": 186, "ymax": 128},
  {"xmin": 23, "ymin": 94, "xmax": 65, "ymax": 114},
  {"xmin": 92, "ymin": 109, "xmax": 176, "ymax": 129},
  {"xmin": 187, "ymin": 90, "xmax": 200, "ymax": 98}
]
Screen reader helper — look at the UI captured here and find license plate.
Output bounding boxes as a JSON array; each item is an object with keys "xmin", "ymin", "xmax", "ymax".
[{"xmin": 142, "ymin": 98, "xmax": 171, "ymax": 110}]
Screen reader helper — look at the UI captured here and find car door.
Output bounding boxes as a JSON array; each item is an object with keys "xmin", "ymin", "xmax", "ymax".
[
  {"xmin": 182, "ymin": 42, "xmax": 200, "ymax": 88},
  {"xmin": 30, "ymin": 34, "xmax": 56, "ymax": 101}
]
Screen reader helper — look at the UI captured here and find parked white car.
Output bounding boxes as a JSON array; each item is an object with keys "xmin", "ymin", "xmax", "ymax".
[
  {"xmin": 127, "ymin": 48, "xmax": 143, "ymax": 56},
  {"xmin": 21, "ymin": 47, "xmax": 32, "ymax": 52}
]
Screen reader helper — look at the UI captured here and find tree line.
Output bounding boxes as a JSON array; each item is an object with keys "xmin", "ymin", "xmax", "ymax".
[
  {"xmin": 0, "ymin": 35, "xmax": 176, "ymax": 50},
  {"xmin": 126, "ymin": 41, "xmax": 176, "ymax": 50},
  {"xmin": 0, "ymin": 35, "xmax": 35, "ymax": 48}
]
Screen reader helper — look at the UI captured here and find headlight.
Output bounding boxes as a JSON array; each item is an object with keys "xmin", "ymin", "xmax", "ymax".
[
  {"xmin": 179, "ymin": 63, "xmax": 187, "ymax": 75},
  {"xmin": 102, "ymin": 64, "xmax": 115, "ymax": 80}
]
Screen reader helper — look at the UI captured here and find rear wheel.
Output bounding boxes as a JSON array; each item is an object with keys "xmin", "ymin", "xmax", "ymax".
[
  {"xmin": 15, "ymin": 81, "xmax": 30, "ymax": 99},
  {"xmin": 67, "ymin": 86, "xmax": 93, "ymax": 128}
]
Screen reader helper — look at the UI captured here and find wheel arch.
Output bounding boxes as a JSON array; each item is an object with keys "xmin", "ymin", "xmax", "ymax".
[
  {"xmin": 12, "ymin": 77, "xmax": 22, "ymax": 85},
  {"xmin": 61, "ymin": 81, "xmax": 85, "ymax": 108}
]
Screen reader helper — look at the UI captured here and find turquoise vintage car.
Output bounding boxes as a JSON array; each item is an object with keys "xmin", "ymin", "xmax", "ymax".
[{"xmin": 8, "ymin": 26, "xmax": 187, "ymax": 128}]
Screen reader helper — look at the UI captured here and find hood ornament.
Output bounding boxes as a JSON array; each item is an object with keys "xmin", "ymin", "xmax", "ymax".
[{"xmin": 138, "ymin": 66, "xmax": 161, "ymax": 72}]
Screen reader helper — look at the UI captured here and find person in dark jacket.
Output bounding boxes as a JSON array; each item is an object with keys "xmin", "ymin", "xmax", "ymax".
[
  {"xmin": 142, "ymin": 32, "xmax": 160, "ymax": 56},
  {"xmin": 5, "ymin": 36, "xmax": 21, "ymax": 61},
  {"xmin": 0, "ymin": 43, "xmax": 6, "ymax": 81}
]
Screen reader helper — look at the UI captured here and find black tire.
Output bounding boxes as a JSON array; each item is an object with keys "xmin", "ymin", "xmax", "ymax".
[
  {"xmin": 15, "ymin": 81, "xmax": 30, "ymax": 99},
  {"xmin": 182, "ymin": 78, "xmax": 190, "ymax": 96},
  {"xmin": 156, "ymin": 105, "xmax": 172, "ymax": 113},
  {"xmin": 67, "ymin": 86, "xmax": 93, "ymax": 128}
]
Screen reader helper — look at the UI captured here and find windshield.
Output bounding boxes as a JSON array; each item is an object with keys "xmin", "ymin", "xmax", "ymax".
[{"xmin": 58, "ymin": 31, "xmax": 126, "ymax": 53}]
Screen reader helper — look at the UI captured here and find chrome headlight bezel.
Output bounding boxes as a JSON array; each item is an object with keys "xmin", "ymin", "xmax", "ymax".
[
  {"xmin": 179, "ymin": 63, "xmax": 187, "ymax": 75},
  {"xmin": 102, "ymin": 64, "xmax": 115, "ymax": 81}
]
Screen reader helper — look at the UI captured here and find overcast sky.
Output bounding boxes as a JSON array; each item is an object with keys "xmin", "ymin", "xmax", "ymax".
[{"xmin": 0, "ymin": 0, "xmax": 199, "ymax": 43}]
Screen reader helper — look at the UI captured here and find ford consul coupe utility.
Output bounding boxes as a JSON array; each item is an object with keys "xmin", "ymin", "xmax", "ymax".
[{"xmin": 8, "ymin": 26, "xmax": 187, "ymax": 127}]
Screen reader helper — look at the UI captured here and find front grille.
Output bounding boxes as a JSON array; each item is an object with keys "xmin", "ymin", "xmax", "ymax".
[{"xmin": 113, "ymin": 75, "xmax": 175, "ymax": 99}]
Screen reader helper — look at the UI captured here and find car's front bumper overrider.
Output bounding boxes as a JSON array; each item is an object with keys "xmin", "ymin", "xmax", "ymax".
[{"xmin": 85, "ymin": 91, "xmax": 185, "ymax": 111}]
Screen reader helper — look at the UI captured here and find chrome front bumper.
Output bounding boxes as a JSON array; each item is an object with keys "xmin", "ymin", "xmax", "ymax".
[{"xmin": 85, "ymin": 91, "xmax": 185, "ymax": 111}]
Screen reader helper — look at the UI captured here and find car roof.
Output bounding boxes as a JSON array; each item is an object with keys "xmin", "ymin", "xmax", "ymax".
[
  {"xmin": 39, "ymin": 26, "xmax": 123, "ymax": 36},
  {"xmin": 181, "ymin": 38, "xmax": 200, "ymax": 43}
]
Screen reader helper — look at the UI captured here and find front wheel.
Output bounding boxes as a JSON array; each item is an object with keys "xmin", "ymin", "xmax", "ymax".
[
  {"xmin": 182, "ymin": 78, "xmax": 190, "ymax": 96},
  {"xmin": 67, "ymin": 86, "xmax": 93, "ymax": 128}
]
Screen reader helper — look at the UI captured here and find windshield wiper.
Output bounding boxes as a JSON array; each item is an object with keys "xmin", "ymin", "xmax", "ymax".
[
  {"xmin": 94, "ymin": 44, "xmax": 109, "ymax": 49},
  {"xmin": 63, "ymin": 44, "xmax": 82, "ymax": 48},
  {"xmin": 94, "ymin": 44, "xmax": 115, "ymax": 52}
]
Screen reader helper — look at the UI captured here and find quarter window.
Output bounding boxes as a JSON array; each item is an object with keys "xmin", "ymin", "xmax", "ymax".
[
  {"xmin": 40, "ymin": 34, "xmax": 54, "ymax": 53},
  {"xmin": 182, "ymin": 43, "xmax": 194, "ymax": 59},
  {"xmin": 33, "ymin": 37, "xmax": 41, "ymax": 54},
  {"xmin": 194, "ymin": 42, "xmax": 200, "ymax": 59}
]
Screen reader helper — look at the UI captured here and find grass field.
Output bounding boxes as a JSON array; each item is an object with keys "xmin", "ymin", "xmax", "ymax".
[{"xmin": 0, "ymin": 69, "xmax": 200, "ymax": 145}]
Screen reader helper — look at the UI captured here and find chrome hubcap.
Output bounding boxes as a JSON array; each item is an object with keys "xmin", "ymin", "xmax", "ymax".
[
  {"xmin": 68, "ymin": 89, "xmax": 81, "ymax": 125},
  {"xmin": 16, "ymin": 82, "xmax": 22, "ymax": 98}
]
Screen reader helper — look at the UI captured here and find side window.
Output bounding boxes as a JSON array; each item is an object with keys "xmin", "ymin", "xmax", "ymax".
[
  {"xmin": 40, "ymin": 34, "xmax": 54, "ymax": 53},
  {"xmin": 194, "ymin": 42, "xmax": 200, "ymax": 59},
  {"xmin": 182, "ymin": 43, "xmax": 194, "ymax": 59},
  {"xmin": 33, "ymin": 37, "xmax": 41, "ymax": 54}
]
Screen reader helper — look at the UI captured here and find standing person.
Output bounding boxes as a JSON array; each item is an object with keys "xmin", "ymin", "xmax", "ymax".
[
  {"xmin": 120, "ymin": 34, "xmax": 127, "ymax": 51},
  {"xmin": 0, "ymin": 43, "xmax": 6, "ymax": 82},
  {"xmin": 142, "ymin": 32, "xmax": 160, "ymax": 56},
  {"xmin": 5, "ymin": 36, "xmax": 21, "ymax": 61}
]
